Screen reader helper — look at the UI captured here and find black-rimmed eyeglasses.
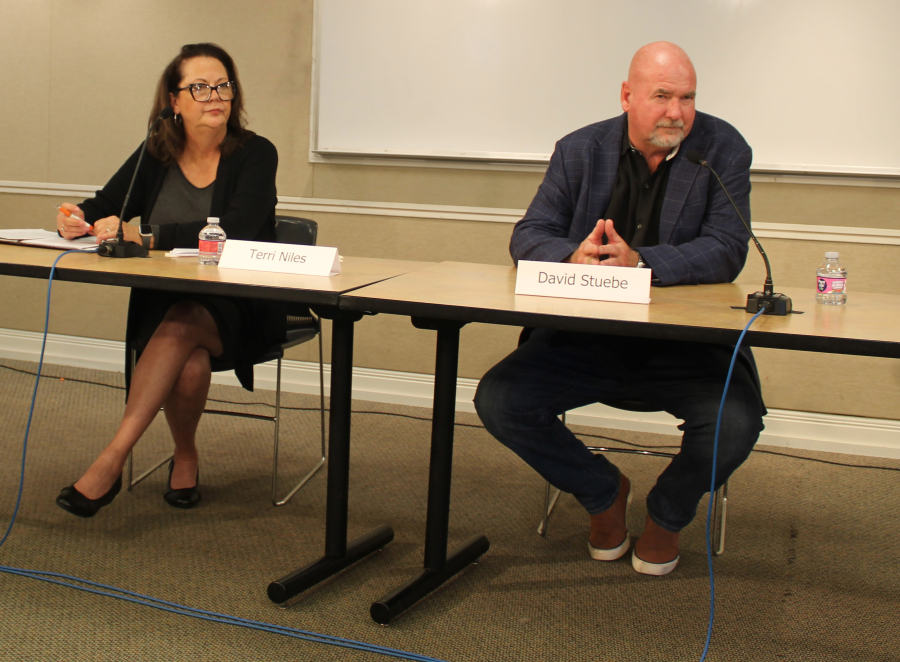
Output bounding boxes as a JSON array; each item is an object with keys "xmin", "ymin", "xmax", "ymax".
[{"xmin": 175, "ymin": 81, "xmax": 236, "ymax": 102}]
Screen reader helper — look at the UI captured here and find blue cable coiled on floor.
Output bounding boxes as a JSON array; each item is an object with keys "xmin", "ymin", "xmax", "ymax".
[{"xmin": 0, "ymin": 248, "xmax": 448, "ymax": 662}]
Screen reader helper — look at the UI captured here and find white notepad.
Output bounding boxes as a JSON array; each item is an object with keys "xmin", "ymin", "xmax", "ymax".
[{"xmin": 0, "ymin": 229, "xmax": 98, "ymax": 251}]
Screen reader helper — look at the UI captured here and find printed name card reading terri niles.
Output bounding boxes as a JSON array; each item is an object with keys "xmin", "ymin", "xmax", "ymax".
[
  {"xmin": 515, "ymin": 260, "xmax": 651, "ymax": 305},
  {"xmin": 217, "ymin": 240, "xmax": 341, "ymax": 276}
]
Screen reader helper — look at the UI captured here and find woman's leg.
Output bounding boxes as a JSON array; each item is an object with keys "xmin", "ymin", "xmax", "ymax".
[
  {"xmin": 163, "ymin": 347, "xmax": 212, "ymax": 489},
  {"xmin": 72, "ymin": 302, "xmax": 223, "ymax": 498}
]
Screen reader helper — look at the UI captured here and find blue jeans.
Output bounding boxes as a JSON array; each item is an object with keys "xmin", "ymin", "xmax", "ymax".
[{"xmin": 474, "ymin": 329, "xmax": 765, "ymax": 532}]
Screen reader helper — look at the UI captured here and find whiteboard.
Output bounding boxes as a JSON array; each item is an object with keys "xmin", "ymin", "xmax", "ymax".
[{"xmin": 313, "ymin": 0, "xmax": 900, "ymax": 176}]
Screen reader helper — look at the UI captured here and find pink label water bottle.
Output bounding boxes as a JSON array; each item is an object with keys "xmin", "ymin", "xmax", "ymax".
[{"xmin": 816, "ymin": 251, "xmax": 847, "ymax": 305}]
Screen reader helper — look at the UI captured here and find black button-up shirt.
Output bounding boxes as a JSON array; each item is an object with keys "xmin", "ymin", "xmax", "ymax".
[{"xmin": 602, "ymin": 120, "xmax": 677, "ymax": 249}]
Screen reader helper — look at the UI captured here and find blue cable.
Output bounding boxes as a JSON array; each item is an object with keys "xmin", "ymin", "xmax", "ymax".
[
  {"xmin": 0, "ymin": 248, "xmax": 448, "ymax": 662},
  {"xmin": 0, "ymin": 249, "xmax": 91, "ymax": 548},
  {"xmin": 0, "ymin": 565, "xmax": 443, "ymax": 660},
  {"xmin": 2, "ymin": 249, "xmax": 766, "ymax": 661},
  {"xmin": 698, "ymin": 307, "xmax": 766, "ymax": 662}
]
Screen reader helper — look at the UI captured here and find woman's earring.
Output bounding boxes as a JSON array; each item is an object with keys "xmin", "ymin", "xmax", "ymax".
[{"xmin": 174, "ymin": 113, "xmax": 182, "ymax": 125}]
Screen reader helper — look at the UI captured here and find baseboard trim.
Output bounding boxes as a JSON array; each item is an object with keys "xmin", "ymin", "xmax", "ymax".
[{"xmin": 1, "ymin": 328, "xmax": 897, "ymax": 459}]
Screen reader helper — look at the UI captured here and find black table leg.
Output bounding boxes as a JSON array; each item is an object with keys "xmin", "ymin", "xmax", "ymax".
[
  {"xmin": 369, "ymin": 318, "xmax": 490, "ymax": 625},
  {"xmin": 268, "ymin": 308, "xmax": 394, "ymax": 605}
]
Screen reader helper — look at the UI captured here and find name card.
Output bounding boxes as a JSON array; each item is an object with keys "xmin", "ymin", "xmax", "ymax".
[
  {"xmin": 217, "ymin": 240, "xmax": 341, "ymax": 276},
  {"xmin": 515, "ymin": 260, "xmax": 651, "ymax": 304}
]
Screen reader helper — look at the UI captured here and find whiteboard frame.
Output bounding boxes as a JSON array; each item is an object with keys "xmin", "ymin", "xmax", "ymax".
[{"xmin": 308, "ymin": 0, "xmax": 900, "ymax": 183}]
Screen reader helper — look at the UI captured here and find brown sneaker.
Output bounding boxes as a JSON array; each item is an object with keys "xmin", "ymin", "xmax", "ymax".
[
  {"xmin": 588, "ymin": 474, "xmax": 632, "ymax": 561},
  {"xmin": 632, "ymin": 514, "xmax": 680, "ymax": 576}
]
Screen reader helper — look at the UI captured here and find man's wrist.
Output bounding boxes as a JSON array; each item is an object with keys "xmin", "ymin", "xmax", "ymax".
[{"xmin": 634, "ymin": 250, "xmax": 646, "ymax": 269}]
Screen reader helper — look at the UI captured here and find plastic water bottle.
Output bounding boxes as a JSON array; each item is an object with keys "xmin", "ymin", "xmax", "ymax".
[
  {"xmin": 198, "ymin": 217, "xmax": 226, "ymax": 266},
  {"xmin": 816, "ymin": 252, "xmax": 847, "ymax": 305}
]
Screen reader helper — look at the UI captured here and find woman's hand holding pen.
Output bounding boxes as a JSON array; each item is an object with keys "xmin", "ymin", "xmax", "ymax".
[
  {"xmin": 56, "ymin": 204, "xmax": 143, "ymax": 245},
  {"xmin": 55, "ymin": 203, "xmax": 92, "ymax": 239}
]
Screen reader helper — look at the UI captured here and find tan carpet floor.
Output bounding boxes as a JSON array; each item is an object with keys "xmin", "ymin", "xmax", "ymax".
[{"xmin": 0, "ymin": 359, "xmax": 898, "ymax": 662}]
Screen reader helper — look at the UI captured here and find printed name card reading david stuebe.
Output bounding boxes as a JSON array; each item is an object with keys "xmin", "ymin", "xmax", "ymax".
[
  {"xmin": 515, "ymin": 260, "xmax": 651, "ymax": 304},
  {"xmin": 217, "ymin": 240, "xmax": 341, "ymax": 276}
]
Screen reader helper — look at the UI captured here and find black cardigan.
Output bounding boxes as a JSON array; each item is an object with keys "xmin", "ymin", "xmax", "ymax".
[
  {"xmin": 80, "ymin": 134, "xmax": 278, "ymax": 250},
  {"xmin": 81, "ymin": 134, "xmax": 285, "ymax": 392}
]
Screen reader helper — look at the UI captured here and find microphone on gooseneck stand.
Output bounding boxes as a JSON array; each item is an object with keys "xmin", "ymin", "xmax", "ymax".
[
  {"xmin": 97, "ymin": 106, "xmax": 175, "ymax": 258},
  {"xmin": 685, "ymin": 150, "xmax": 792, "ymax": 316}
]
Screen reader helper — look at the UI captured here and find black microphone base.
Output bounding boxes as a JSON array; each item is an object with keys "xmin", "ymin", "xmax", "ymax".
[
  {"xmin": 746, "ymin": 292, "xmax": 792, "ymax": 315},
  {"xmin": 97, "ymin": 240, "xmax": 148, "ymax": 259}
]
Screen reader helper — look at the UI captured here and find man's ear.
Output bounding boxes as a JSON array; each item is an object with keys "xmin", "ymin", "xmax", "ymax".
[{"xmin": 620, "ymin": 81, "xmax": 631, "ymax": 113}]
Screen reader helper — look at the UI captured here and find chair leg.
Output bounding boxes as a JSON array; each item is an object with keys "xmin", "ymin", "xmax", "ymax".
[
  {"xmin": 533, "ymin": 411, "xmax": 733, "ymax": 551},
  {"xmin": 532, "ymin": 402, "xmax": 731, "ymax": 552},
  {"xmin": 127, "ymin": 452, "xmax": 174, "ymax": 490},
  {"xmin": 317, "ymin": 330, "xmax": 327, "ymax": 461},
  {"xmin": 125, "ymin": 348, "xmax": 172, "ymax": 491},
  {"xmin": 271, "ymin": 356, "xmax": 283, "ymax": 504},
  {"xmin": 126, "ymin": 343, "xmax": 329, "ymax": 504},
  {"xmin": 537, "ymin": 412, "xmax": 565, "ymax": 536},
  {"xmin": 270, "ymin": 349, "xmax": 327, "ymax": 506},
  {"xmin": 538, "ymin": 482, "xmax": 563, "ymax": 536},
  {"xmin": 712, "ymin": 481, "xmax": 728, "ymax": 556},
  {"xmin": 539, "ymin": 476, "xmax": 730, "ymax": 555}
]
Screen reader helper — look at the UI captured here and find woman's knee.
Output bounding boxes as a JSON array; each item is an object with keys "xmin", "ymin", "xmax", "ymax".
[
  {"xmin": 154, "ymin": 302, "xmax": 221, "ymax": 354},
  {"xmin": 173, "ymin": 348, "xmax": 211, "ymax": 394},
  {"xmin": 155, "ymin": 313, "xmax": 193, "ymax": 343},
  {"xmin": 158, "ymin": 301, "xmax": 207, "ymax": 333}
]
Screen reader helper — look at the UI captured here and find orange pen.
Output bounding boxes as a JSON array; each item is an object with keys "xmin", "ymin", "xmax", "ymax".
[{"xmin": 54, "ymin": 204, "xmax": 90, "ymax": 228}]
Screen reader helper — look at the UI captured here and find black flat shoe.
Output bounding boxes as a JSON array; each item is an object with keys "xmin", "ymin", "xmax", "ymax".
[
  {"xmin": 56, "ymin": 474, "xmax": 123, "ymax": 518},
  {"xmin": 164, "ymin": 459, "xmax": 200, "ymax": 509}
]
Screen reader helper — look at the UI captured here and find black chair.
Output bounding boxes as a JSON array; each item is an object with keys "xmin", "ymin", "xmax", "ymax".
[
  {"xmin": 516, "ymin": 328, "xmax": 729, "ymax": 556},
  {"xmin": 126, "ymin": 216, "xmax": 327, "ymax": 506}
]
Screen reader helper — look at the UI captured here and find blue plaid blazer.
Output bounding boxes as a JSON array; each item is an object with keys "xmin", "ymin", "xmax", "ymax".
[{"xmin": 510, "ymin": 111, "xmax": 753, "ymax": 286}]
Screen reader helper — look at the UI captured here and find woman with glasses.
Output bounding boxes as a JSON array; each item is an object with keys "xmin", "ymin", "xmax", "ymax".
[{"xmin": 54, "ymin": 43, "xmax": 287, "ymax": 517}]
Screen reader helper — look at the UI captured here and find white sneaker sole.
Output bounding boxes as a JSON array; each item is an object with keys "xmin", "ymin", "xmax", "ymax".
[
  {"xmin": 587, "ymin": 485, "xmax": 633, "ymax": 561},
  {"xmin": 631, "ymin": 550, "xmax": 680, "ymax": 576}
]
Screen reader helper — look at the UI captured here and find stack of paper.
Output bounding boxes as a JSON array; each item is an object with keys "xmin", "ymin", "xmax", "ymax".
[
  {"xmin": 165, "ymin": 248, "xmax": 199, "ymax": 257},
  {"xmin": 0, "ymin": 229, "xmax": 98, "ymax": 251}
]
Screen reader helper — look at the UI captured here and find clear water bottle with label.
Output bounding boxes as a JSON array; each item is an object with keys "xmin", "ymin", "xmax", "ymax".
[
  {"xmin": 198, "ymin": 217, "xmax": 226, "ymax": 266},
  {"xmin": 816, "ymin": 251, "xmax": 847, "ymax": 305}
]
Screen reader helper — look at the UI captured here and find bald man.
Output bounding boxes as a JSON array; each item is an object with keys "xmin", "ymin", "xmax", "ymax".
[{"xmin": 474, "ymin": 42, "xmax": 765, "ymax": 576}]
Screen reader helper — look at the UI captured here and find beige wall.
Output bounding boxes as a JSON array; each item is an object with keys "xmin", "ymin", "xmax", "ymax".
[{"xmin": 1, "ymin": 1, "xmax": 898, "ymax": 421}]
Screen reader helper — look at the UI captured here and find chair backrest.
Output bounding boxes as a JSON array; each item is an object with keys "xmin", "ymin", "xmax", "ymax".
[
  {"xmin": 273, "ymin": 216, "xmax": 320, "ymax": 319},
  {"xmin": 274, "ymin": 215, "xmax": 317, "ymax": 246}
]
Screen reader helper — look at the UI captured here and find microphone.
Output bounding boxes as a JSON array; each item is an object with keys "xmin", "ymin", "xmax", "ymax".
[
  {"xmin": 686, "ymin": 150, "xmax": 792, "ymax": 315},
  {"xmin": 97, "ymin": 106, "xmax": 175, "ymax": 258}
]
